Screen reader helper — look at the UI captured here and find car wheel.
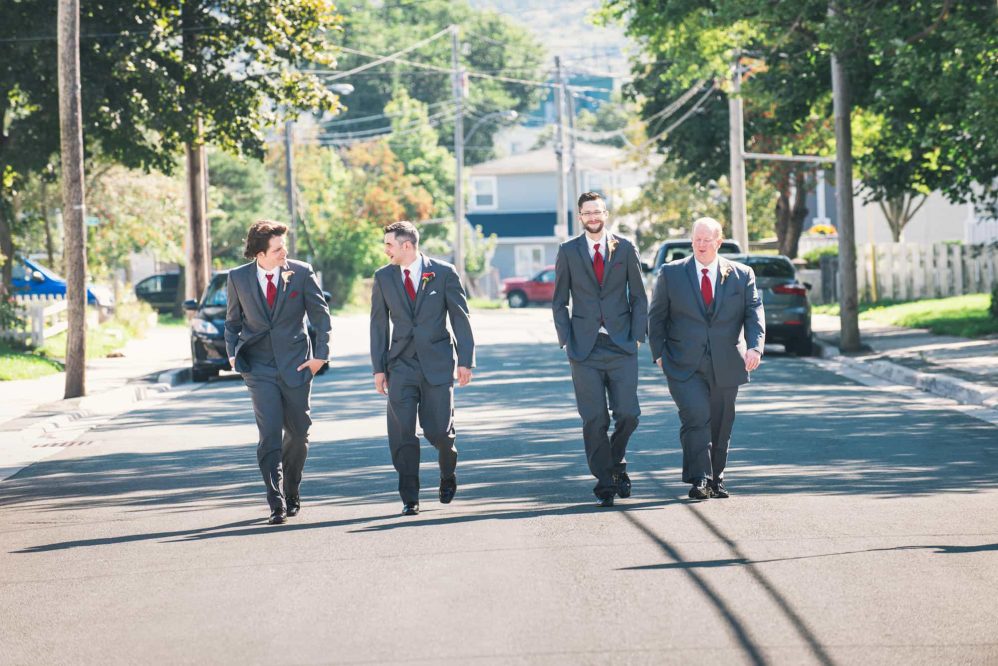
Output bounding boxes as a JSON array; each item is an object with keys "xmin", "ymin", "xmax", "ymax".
[
  {"xmin": 788, "ymin": 335, "xmax": 813, "ymax": 357},
  {"xmin": 191, "ymin": 366, "xmax": 217, "ymax": 382},
  {"xmin": 507, "ymin": 291, "xmax": 528, "ymax": 308}
]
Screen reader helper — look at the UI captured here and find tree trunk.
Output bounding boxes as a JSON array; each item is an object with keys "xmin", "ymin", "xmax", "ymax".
[
  {"xmin": 831, "ymin": 8, "xmax": 861, "ymax": 352},
  {"xmin": 185, "ymin": 136, "xmax": 210, "ymax": 302},
  {"xmin": 0, "ymin": 199, "xmax": 13, "ymax": 295},
  {"xmin": 58, "ymin": 0, "xmax": 87, "ymax": 398},
  {"xmin": 879, "ymin": 194, "xmax": 927, "ymax": 242}
]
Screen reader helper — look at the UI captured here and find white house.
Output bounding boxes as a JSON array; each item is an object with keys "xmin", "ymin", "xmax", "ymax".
[{"xmin": 467, "ymin": 142, "xmax": 652, "ymax": 279}]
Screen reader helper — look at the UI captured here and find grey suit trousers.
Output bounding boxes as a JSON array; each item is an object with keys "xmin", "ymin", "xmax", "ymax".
[
  {"xmin": 243, "ymin": 362, "xmax": 312, "ymax": 512},
  {"xmin": 569, "ymin": 334, "xmax": 640, "ymax": 497},
  {"xmin": 386, "ymin": 350, "xmax": 457, "ymax": 504},
  {"xmin": 666, "ymin": 352, "xmax": 738, "ymax": 484}
]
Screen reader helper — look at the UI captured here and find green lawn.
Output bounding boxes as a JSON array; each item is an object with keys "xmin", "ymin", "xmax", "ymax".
[
  {"xmin": 0, "ymin": 341, "xmax": 63, "ymax": 381},
  {"xmin": 814, "ymin": 294, "xmax": 997, "ymax": 338},
  {"xmin": 468, "ymin": 297, "xmax": 505, "ymax": 310}
]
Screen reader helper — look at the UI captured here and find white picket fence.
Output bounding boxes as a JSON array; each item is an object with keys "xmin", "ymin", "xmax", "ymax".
[
  {"xmin": 1, "ymin": 295, "xmax": 70, "ymax": 347},
  {"xmin": 857, "ymin": 242, "xmax": 997, "ymax": 302}
]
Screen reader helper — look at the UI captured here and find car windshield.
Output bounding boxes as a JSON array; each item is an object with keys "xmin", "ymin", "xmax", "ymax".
[
  {"xmin": 745, "ymin": 258, "xmax": 795, "ymax": 278},
  {"xmin": 201, "ymin": 275, "xmax": 228, "ymax": 307}
]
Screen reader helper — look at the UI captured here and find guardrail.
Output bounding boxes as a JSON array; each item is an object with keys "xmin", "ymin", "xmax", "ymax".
[{"xmin": 1, "ymin": 295, "xmax": 69, "ymax": 347}]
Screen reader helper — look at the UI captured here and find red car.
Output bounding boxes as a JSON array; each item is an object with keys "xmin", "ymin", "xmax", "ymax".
[{"xmin": 502, "ymin": 265, "xmax": 556, "ymax": 308}]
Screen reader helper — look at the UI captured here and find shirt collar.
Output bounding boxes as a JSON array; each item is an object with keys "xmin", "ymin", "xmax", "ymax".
[
  {"xmin": 695, "ymin": 257, "xmax": 719, "ymax": 275},
  {"xmin": 256, "ymin": 262, "xmax": 278, "ymax": 281},
  {"xmin": 586, "ymin": 231, "xmax": 609, "ymax": 253},
  {"xmin": 403, "ymin": 254, "xmax": 423, "ymax": 278}
]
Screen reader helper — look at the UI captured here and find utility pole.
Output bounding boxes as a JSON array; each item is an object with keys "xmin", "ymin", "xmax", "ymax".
[
  {"xmin": 830, "ymin": 3, "xmax": 861, "ymax": 352},
  {"xmin": 57, "ymin": 0, "xmax": 86, "ymax": 398},
  {"xmin": 181, "ymin": 2, "xmax": 210, "ymax": 303},
  {"xmin": 728, "ymin": 56, "xmax": 749, "ymax": 249},
  {"xmin": 554, "ymin": 56, "xmax": 568, "ymax": 236},
  {"xmin": 285, "ymin": 119, "xmax": 297, "ymax": 256},
  {"xmin": 566, "ymin": 89, "xmax": 580, "ymax": 217},
  {"xmin": 451, "ymin": 25, "xmax": 465, "ymax": 282}
]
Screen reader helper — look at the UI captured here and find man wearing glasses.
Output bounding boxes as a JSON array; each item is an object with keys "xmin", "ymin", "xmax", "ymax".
[{"xmin": 553, "ymin": 192, "xmax": 648, "ymax": 507}]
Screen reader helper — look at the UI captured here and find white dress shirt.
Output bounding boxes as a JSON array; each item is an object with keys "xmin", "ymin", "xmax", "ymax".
[
  {"xmin": 256, "ymin": 262, "xmax": 279, "ymax": 300},
  {"xmin": 695, "ymin": 257, "xmax": 719, "ymax": 299},
  {"xmin": 402, "ymin": 255, "xmax": 423, "ymax": 291}
]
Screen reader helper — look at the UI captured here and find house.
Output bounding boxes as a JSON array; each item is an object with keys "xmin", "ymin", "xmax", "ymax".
[{"xmin": 466, "ymin": 142, "xmax": 652, "ymax": 280}]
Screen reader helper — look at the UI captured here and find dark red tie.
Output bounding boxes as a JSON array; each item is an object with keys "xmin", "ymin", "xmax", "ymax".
[
  {"xmin": 404, "ymin": 269, "xmax": 417, "ymax": 302},
  {"xmin": 700, "ymin": 268, "xmax": 713, "ymax": 308},
  {"xmin": 593, "ymin": 243, "xmax": 605, "ymax": 284},
  {"xmin": 265, "ymin": 273, "xmax": 277, "ymax": 309}
]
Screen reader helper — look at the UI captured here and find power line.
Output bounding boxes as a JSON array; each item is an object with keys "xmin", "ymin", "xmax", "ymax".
[
  {"xmin": 321, "ymin": 26, "xmax": 452, "ymax": 82},
  {"xmin": 631, "ymin": 81, "xmax": 718, "ymax": 153}
]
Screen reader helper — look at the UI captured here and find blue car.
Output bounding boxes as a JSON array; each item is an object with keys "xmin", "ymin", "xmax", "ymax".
[{"xmin": 11, "ymin": 256, "xmax": 112, "ymax": 307}]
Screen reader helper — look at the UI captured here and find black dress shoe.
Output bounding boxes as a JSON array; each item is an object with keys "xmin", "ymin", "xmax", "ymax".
[
  {"xmin": 401, "ymin": 503, "xmax": 420, "ymax": 516},
  {"xmin": 439, "ymin": 477, "xmax": 457, "ymax": 504},
  {"xmin": 709, "ymin": 480, "xmax": 729, "ymax": 499},
  {"xmin": 287, "ymin": 497, "xmax": 301, "ymax": 517},
  {"xmin": 615, "ymin": 472, "xmax": 632, "ymax": 499},
  {"xmin": 268, "ymin": 509, "xmax": 287, "ymax": 525},
  {"xmin": 688, "ymin": 480, "xmax": 710, "ymax": 500},
  {"xmin": 595, "ymin": 494, "xmax": 615, "ymax": 508}
]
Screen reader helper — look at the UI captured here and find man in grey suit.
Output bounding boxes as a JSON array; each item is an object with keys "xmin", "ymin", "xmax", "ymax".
[
  {"xmin": 370, "ymin": 221, "xmax": 475, "ymax": 516},
  {"xmin": 648, "ymin": 217, "xmax": 765, "ymax": 500},
  {"xmin": 224, "ymin": 220, "xmax": 331, "ymax": 524},
  {"xmin": 553, "ymin": 192, "xmax": 648, "ymax": 507}
]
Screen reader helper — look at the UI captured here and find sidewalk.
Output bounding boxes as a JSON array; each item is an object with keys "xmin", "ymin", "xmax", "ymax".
[
  {"xmin": 811, "ymin": 314, "xmax": 998, "ymax": 409},
  {"xmin": 0, "ymin": 324, "xmax": 192, "ymax": 479}
]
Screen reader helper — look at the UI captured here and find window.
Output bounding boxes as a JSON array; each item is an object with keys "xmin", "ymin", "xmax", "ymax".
[
  {"xmin": 471, "ymin": 176, "xmax": 498, "ymax": 210},
  {"xmin": 536, "ymin": 269, "xmax": 555, "ymax": 283},
  {"xmin": 515, "ymin": 245, "xmax": 544, "ymax": 277},
  {"xmin": 584, "ymin": 171, "xmax": 610, "ymax": 196}
]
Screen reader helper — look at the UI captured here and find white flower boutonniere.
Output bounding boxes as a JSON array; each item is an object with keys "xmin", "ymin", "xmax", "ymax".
[
  {"xmin": 720, "ymin": 263, "xmax": 732, "ymax": 285},
  {"xmin": 607, "ymin": 237, "xmax": 619, "ymax": 255},
  {"xmin": 281, "ymin": 269, "xmax": 295, "ymax": 292}
]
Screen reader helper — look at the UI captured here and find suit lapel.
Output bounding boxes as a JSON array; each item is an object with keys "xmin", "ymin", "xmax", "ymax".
[
  {"xmin": 271, "ymin": 265, "xmax": 291, "ymax": 321},
  {"xmin": 413, "ymin": 255, "xmax": 433, "ymax": 317},
  {"xmin": 709, "ymin": 258, "xmax": 729, "ymax": 321},
  {"xmin": 575, "ymin": 235, "xmax": 599, "ymax": 289},
  {"xmin": 685, "ymin": 258, "xmax": 709, "ymax": 320},
  {"xmin": 391, "ymin": 264, "xmax": 415, "ymax": 316},
  {"xmin": 245, "ymin": 263, "xmax": 272, "ymax": 321}
]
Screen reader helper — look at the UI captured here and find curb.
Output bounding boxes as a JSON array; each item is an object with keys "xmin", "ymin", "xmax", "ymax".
[
  {"xmin": 812, "ymin": 337, "xmax": 998, "ymax": 409},
  {"xmin": 18, "ymin": 367, "xmax": 191, "ymax": 442}
]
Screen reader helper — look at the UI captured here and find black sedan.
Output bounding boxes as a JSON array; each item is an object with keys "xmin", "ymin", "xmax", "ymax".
[{"xmin": 183, "ymin": 271, "xmax": 331, "ymax": 381}]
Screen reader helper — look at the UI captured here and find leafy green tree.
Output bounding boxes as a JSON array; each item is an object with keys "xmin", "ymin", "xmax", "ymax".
[
  {"xmin": 328, "ymin": 0, "xmax": 547, "ymax": 164},
  {"xmin": 207, "ymin": 152, "xmax": 285, "ymax": 267}
]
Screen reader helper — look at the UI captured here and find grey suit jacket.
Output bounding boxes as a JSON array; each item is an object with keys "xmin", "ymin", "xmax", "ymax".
[
  {"xmin": 648, "ymin": 255, "xmax": 765, "ymax": 387},
  {"xmin": 370, "ymin": 255, "xmax": 475, "ymax": 386},
  {"xmin": 552, "ymin": 233, "xmax": 648, "ymax": 362},
  {"xmin": 224, "ymin": 258, "xmax": 332, "ymax": 387}
]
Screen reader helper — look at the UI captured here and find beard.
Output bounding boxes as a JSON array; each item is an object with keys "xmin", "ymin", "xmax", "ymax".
[{"xmin": 583, "ymin": 219, "xmax": 604, "ymax": 235}]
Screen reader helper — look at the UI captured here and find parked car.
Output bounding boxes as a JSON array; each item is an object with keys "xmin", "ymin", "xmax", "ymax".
[
  {"xmin": 183, "ymin": 271, "xmax": 332, "ymax": 381},
  {"xmin": 502, "ymin": 265, "xmax": 556, "ymax": 308},
  {"xmin": 11, "ymin": 255, "xmax": 113, "ymax": 308},
  {"xmin": 738, "ymin": 254, "xmax": 813, "ymax": 356},
  {"xmin": 646, "ymin": 239, "xmax": 744, "ymax": 274},
  {"xmin": 134, "ymin": 272, "xmax": 180, "ymax": 313}
]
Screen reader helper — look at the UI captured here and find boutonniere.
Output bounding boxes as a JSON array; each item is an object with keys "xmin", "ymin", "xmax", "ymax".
[
  {"xmin": 420, "ymin": 271, "xmax": 435, "ymax": 288},
  {"xmin": 607, "ymin": 237, "xmax": 619, "ymax": 254},
  {"xmin": 720, "ymin": 263, "xmax": 732, "ymax": 284},
  {"xmin": 281, "ymin": 269, "xmax": 295, "ymax": 292}
]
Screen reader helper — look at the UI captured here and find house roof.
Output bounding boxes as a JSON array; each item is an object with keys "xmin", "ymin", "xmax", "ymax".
[{"xmin": 470, "ymin": 142, "xmax": 632, "ymax": 176}]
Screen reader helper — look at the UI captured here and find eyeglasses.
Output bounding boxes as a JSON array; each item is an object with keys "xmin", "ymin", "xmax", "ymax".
[{"xmin": 579, "ymin": 210, "xmax": 608, "ymax": 218}]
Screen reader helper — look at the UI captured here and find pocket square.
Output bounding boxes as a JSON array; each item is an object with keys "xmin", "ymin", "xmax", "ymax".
[
  {"xmin": 429, "ymin": 290, "xmax": 438, "ymax": 295},
  {"xmin": 290, "ymin": 290, "xmax": 299, "ymax": 298}
]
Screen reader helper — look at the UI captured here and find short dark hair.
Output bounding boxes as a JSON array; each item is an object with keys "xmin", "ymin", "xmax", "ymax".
[
  {"xmin": 244, "ymin": 220, "xmax": 288, "ymax": 259},
  {"xmin": 577, "ymin": 191, "xmax": 605, "ymax": 211},
  {"xmin": 384, "ymin": 220, "xmax": 419, "ymax": 247}
]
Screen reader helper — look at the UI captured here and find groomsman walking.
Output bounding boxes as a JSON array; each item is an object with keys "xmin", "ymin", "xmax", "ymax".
[
  {"xmin": 370, "ymin": 221, "xmax": 476, "ymax": 516},
  {"xmin": 224, "ymin": 220, "xmax": 331, "ymax": 524},
  {"xmin": 553, "ymin": 192, "xmax": 648, "ymax": 507}
]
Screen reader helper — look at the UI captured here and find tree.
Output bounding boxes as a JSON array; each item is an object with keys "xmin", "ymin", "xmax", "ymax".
[
  {"xmin": 326, "ymin": 0, "xmax": 547, "ymax": 164},
  {"xmin": 207, "ymin": 151, "xmax": 285, "ymax": 267}
]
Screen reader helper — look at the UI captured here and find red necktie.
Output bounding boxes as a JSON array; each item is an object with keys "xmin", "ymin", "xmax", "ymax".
[
  {"xmin": 701, "ymin": 268, "xmax": 713, "ymax": 308},
  {"xmin": 403, "ymin": 269, "xmax": 417, "ymax": 302},
  {"xmin": 265, "ymin": 273, "xmax": 277, "ymax": 309},
  {"xmin": 593, "ymin": 243, "xmax": 605, "ymax": 284}
]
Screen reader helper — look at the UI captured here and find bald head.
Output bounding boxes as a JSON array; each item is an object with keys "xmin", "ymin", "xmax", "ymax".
[{"xmin": 691, "ymin": 217, "xmax": 724, "ymax": 265}]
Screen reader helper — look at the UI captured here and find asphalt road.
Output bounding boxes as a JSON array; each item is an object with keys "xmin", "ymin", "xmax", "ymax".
[{"xmin": 1, "ymin": 310, "xmax": 996, "ymax": 665}]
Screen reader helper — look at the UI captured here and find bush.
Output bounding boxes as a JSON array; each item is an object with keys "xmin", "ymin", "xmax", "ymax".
[
  {"xmin": 991, "ymin": 282, "xmax": 998, "ymax": 320},
  {"xmin": 802, "ymin": 245, "xmax": 839, "ymax": 269}
]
